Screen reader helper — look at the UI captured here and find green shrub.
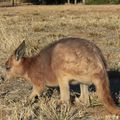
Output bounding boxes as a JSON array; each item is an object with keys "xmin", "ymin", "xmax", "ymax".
[
  {"xmin": 109, "ymin": 0, "xmax": 120, "ymax": 4},
  {"xmin": 86, "ymin": 0, "xmax": 120, "ymax": 4}
]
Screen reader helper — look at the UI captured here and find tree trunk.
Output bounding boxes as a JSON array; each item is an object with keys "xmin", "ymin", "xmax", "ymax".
[
  {"xmin": 83, "ymin": 0, "xmax": 85, "ymax": 4},
  {"xmin": 67, "ymin": 0, "xmax": 70, "ymax": 4},
  {"xmin": 74, "ymin": 0, "xmax": 77, "ymax": 4},
  {"xmin": 12, "ymin": 0, "xmax": 15, "ymax": 6}
]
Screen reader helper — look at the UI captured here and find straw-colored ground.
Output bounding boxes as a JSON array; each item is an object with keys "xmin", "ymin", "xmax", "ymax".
[{"xmin": 0, "ymin": 5, "xmax": 120, "ymax": 120}]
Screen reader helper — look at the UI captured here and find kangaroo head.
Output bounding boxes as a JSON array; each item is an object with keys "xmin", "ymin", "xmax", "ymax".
[{"xmin": 4, "ymin": 41, "xmax": 26, "ymax": 79}]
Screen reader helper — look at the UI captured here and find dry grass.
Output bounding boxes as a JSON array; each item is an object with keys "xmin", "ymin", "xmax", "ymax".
[{"xmin": 0, "ymin": 5, "xmax": 120, "ymax": 120}]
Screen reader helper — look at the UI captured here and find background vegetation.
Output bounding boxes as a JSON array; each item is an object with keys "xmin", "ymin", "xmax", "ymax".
[
  {"xmin": 0, "ymin": 0, "xmax": 120, "ymax": 5},
  {"xmin": 86, "ymin": 0, "xmax": 120, "ymax": 4}
]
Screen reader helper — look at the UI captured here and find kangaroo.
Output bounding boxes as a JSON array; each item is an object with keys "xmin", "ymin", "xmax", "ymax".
[{"xmin": 4, "ymin": 37, "xmax": 120, "ymax": 115}]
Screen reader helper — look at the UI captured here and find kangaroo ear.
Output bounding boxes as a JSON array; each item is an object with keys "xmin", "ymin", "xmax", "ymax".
[{"xmin": 15, "ymin": 40, "xmax": 26, "ymax": 61}]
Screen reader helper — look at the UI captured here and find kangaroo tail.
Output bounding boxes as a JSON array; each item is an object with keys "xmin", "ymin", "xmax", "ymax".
[{"xmin": 93, "ymin": 70, "xmax": 120, "ymax": 115}]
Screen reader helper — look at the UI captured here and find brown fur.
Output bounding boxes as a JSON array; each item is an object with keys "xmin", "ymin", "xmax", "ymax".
[{"xmin": 4, "ymin": 38, "xmax": 120, "ymax": 115}]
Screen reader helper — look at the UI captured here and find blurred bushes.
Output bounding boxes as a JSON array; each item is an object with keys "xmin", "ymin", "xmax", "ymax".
[
  {"xmin": 22, "ymin": 0, "xmax": 120, "ymax": 4},
  {"xmin": 86, "ymin": 0, "xmax": 120, "ymax": 4},
  {"xmin": 0, "ymin": 0, "xmax": 120, "ymax": 5},
  {"xmin": 18, "ymin": 0, "xmax": 66, "ymax": 4}
]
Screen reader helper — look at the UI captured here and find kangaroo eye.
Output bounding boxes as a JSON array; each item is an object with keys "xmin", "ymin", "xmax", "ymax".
[{"xmin": 6, "ymin": 66, "xmax": 11, "ymax": 71}]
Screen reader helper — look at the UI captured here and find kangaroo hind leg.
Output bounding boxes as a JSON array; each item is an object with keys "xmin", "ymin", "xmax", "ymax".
[{"xmin": 58, "ymin": 77, "xmax": 70, "ymax": 105}]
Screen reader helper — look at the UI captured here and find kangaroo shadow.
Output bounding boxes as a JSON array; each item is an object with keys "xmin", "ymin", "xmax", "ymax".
[
  {"xmin": 70, "ymin": 69, "xmax": 120, "ymax": 104},
  {"xmin": 108, "ymin": 70, "xmax": 120, "ymax": 104}
]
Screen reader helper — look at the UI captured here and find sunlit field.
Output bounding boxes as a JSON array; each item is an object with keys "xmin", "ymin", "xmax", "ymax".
[{"xmin": 0, "ymin": 5, "xmax": 120, "ymax": 120}]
